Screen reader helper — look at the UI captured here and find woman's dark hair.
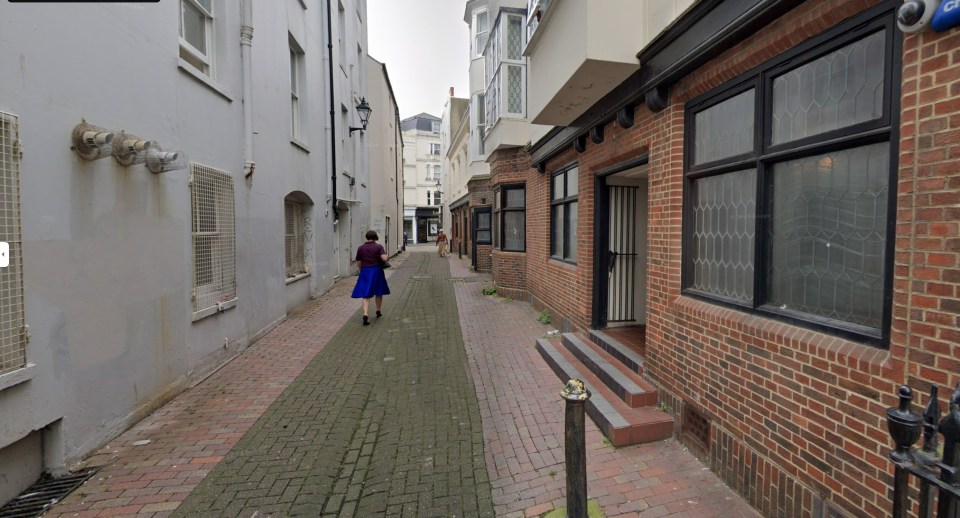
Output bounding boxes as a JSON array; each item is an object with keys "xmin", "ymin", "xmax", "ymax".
[{"xmin": 366, "ymin": 230, "xmax": 379, "ymax": 241}]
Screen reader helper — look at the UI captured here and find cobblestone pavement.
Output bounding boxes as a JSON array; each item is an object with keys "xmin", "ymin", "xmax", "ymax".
[
  {"xmin": 171, "ymin": 251, "xmax": 494, "ymax": 517},
  {"xmin": 44, "ymin": 246, "xmax": 760, "ymax": 517}
]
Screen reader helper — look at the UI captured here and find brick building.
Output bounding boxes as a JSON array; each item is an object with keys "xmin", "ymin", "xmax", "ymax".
[{"xmin": 486, "ymin": 0, "xmax": 960, "ymax": 516}]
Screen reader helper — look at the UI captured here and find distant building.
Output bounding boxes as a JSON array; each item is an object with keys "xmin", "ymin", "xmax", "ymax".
[
  {"xmin": 401, "ymin": 113, "xmax": 442, "ymax": 243},
  {"xmin": 441, "ymin": 94, "xmax": 470, "ymax": 258},
  {"xmin": 366, "ymin": 57, "xmax": 403, "ymax": 257}
]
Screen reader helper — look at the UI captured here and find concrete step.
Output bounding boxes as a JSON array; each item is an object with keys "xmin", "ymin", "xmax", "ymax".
[
  {"xmin": 588, "ymin": 329, "xmax": 645, "ymax": 375},
  {"xmin": 536, "ymin": 338, "xmax": 673, "ymax": 447},
  {"xmin": 561, "ymin": 333, "xmax": 657, "ymax": 408}
]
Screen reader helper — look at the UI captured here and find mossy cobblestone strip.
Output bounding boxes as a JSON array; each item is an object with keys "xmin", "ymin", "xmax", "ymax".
[{"xmin": 173, "ymin": 253, "xmax": 494, "ymax": 517}]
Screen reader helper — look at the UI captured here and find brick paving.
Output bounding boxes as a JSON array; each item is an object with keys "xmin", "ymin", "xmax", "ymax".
[
  {"xmin": 450, "ymin": 258, "xmax": 761, "ymax": 518},
  {"xmin": 43, "ymin": 246, "xmax": 760, "ymax": 518}
]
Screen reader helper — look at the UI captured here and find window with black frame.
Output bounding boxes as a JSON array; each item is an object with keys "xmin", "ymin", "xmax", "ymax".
[
  {"xmin": 475, "ymin": 208, "xmax": 492, "ymax": 245},
  {"xmin": 551, "ymin": 165, "xmax": 578, "ymax": 262},
  {"xmin": 494, "ymin": 186, "xmax": 526, "ymax": 252},
  {"xmin": 682, "ymin": 10, "xmax": 897, "ymax": 344}
]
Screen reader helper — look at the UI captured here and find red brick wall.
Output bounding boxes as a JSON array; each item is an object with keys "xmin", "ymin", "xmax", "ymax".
[
  {"xmin": 489, "ymin": 147, "xmax": 534, "ymax": 294},
  {"xmin": 522, "ymin": 0, "xmax": 960, "ymax": 516}
]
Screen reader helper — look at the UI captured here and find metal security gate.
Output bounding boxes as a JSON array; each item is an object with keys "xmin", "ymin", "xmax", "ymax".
[{"xmin": 607, "ymin": 186, "xmax": 638, "ymax": 322}]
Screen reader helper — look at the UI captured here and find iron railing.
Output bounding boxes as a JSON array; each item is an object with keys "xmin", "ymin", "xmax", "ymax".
[{"xmin": 886, "ymin": 383, "xmax": 960, "ymax": 517}]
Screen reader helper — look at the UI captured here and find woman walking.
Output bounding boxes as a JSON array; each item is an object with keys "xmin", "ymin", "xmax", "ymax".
[{"xmin": 352, "ymin": 230, "xmax": 391, "ymax": 325}]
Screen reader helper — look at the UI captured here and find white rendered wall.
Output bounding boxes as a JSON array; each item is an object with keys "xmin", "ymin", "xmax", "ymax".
[{"xmin": 0, "ymin": 0, "xmax": 363, "ymax": 497}]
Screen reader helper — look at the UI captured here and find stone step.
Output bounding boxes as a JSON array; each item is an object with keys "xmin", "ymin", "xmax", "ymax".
[
  {"xmin": 588, "ymin": 329, "xmax": 645, "ymax": 375},
  {"xmin": 561, "ymin": 333, "xmax": 657, "ymax": 408},
  {"xmin": 536, "ymin": 338, "xmax": 673, "ymax": 447}
]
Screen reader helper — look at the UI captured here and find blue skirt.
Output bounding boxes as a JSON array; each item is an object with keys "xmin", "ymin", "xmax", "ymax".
[{"xmin": 352, "ymin": 266, "xmax": 391, "ymax": 298}]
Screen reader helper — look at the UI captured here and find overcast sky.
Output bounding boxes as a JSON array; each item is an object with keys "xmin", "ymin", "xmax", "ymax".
[{"xmin": 367, "ymin": 0, "xmax": 471, "ymax": 121}]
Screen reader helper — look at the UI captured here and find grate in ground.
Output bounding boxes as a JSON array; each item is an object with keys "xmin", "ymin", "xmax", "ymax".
[{"xmin": 0, "ymin": 468, "xmax": 99, "ymax": 518}]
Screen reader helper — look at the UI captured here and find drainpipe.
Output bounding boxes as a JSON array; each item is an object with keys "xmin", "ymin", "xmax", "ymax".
[
  {"xmin": 241, "ymin": 0, "xmax": 255, "ymax": 177},
  {"xmin": 395, "ymin": 99, "xmax": 401, "ymax": 252},
  {"xmin": 326, "ymin": 0, "xmax": 339, "ymax": 222}
]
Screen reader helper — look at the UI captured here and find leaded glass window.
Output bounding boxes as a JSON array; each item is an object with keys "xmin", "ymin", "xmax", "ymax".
[
  {"xmin": 507, "ymin": 65, "xmax": 523, "ymax": 114},
  {"xmin": 694, "ymin": 89, "xmax": 754, "ymax": 165},
  {"xmin": 690, "ymin": 169, "xmax": 756, "ymax": 302},
  {"xmin": 771, "ymin": 31, "xmax": 885, "ymax": 145},
  {"xmin": 768, "ymin": 144, "xmax": 888, "ymax": 328},
  {"xmin": 683, "ymin": 12, "xmax": 896, "ymax": 343}
]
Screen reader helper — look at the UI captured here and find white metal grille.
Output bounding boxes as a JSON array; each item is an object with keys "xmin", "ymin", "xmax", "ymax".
[
  {"xmin": 285, "ymin": 200, "xmax": 305, "ymax": 277},
  {"xmin": 190, "ymin": 163, "xmax": 236, "ymax": 313},
  {"xmin": 0, "ymin": 112, "xmax": 26, "ymax": 375}
]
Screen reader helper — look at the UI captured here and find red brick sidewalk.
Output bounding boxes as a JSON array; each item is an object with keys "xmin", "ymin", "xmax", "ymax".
[
  {"xmin": 450, "ymin": 256, "xmax": 761, "ymax": 518},
  {"xmin": 45, "ymin": 255, "xmax": 410, "ymax": 518}
]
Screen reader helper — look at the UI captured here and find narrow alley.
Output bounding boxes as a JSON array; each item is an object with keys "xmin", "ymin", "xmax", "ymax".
[{"xmin": 41, "ymin": 247, "xmax": 758, "ymax": 517}]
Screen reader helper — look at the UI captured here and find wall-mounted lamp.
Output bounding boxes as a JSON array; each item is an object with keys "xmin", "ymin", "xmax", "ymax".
[
  {"xmin": 72, "ymin": 121, "xmax": 115, "ymax": 160},
  {"xmin": 435, "ymin": 179, "xmax": 443, "ymax": 196},
  {"xmin": 348, "ymin": 97, "xmax": 372, "ymax": 135}
]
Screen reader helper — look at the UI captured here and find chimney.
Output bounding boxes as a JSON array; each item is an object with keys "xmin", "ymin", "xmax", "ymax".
[{"xmin": 449, "ymin": 87, "xmax": 454, "ymax": 96}]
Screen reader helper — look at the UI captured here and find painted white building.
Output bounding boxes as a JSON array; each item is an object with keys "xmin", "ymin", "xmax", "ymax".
[
  {"xmin": 401, "ymin": 114, "xmax": 442, "ymax": 244},
  {"xmin": 366, "ymin": 56, "xmax": 403, "ymax": 256},
  {"xmin": 0, "ymin": 0, "xmax": 369, "ymax": 504},
  {"xmin": 440, "ymin": 95, "xmax": 470, "ymax": 256}
]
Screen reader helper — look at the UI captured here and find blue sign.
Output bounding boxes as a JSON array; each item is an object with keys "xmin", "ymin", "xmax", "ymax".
[{"xmin": 932, "ymin": 0, "xmax": 960, "ymax": 31}]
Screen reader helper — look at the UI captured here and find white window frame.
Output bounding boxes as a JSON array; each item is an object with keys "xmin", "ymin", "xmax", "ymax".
[
  {"xmin": 180, "ymin": 0, "xmax": 214, "ymax": 75},
  {"xmin": 430, "ymin": 143, "xmax": 441, "ymax": 155},
  {"xmin": 473, "ymin": 8, "xmax": 489, "ymax": 59},
  {"xmin": 0, "ymin": 111, "xmax": 26, "ymax": 377},
  {"xmin": 285, "ymin": 199, "xmax": 307, "ymax": 278},
  {"xmin": 290, "ymin": 37, "xmax": 305, "ymax": 141},
  {"xmin": 190, "ymin": 163, "xmax": 237, "ymax": 320},
  {"xmin": 484, "ymin": 12, "xmax": 527, "ymax": 132}
]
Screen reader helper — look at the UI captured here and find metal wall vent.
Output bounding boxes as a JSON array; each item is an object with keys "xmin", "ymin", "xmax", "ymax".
[
  {"xmin": 682, "ymin": 404, "xmax": 711, "ymax": 454},
  {"xmin": 0, "ymin": 468, "xmax": 99, "ymax": 518}
]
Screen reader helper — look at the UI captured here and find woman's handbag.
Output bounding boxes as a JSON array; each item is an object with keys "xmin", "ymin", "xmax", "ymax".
[{"xmin": 378, "ymin": 255, "xmax": 392, "ymax": 269}]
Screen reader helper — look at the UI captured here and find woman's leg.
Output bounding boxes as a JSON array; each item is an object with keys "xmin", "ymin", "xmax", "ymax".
[
  {"xmin": 362, "ymin": 297, "xmax": 370, "ymax": 316},
  {"xmin": 375, "ymin": 295, "xmax": 383, "ymax": 311}
]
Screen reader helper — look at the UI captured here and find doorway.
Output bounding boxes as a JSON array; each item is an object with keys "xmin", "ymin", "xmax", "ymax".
[{"xmin": 593, "ymin": 157, "xmax": 649, "ymax": 330}]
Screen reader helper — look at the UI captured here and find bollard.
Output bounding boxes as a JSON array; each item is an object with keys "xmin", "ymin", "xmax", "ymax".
[{"xmin": 560, "ymin": 379, "xmax": 591, "ymax": 518}]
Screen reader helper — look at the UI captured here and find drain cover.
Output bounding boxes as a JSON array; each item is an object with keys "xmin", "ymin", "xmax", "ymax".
[{"xmin": 0, "ymin": 468, "xmax": 99, "ymax": 518}]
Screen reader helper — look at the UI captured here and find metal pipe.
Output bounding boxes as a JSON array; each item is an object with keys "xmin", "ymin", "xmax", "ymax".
[
  {"xmin": 325, "ymin": 0, "xmax": 339, "ymax": 221},
  {"xmin": 240, "ymin": 0, "xmax": 255, "ymax": 178}
]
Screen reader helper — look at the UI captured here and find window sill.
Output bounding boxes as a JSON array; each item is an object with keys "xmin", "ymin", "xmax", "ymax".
[
  {"xmin": 674, "ymin": 295, "xmax": 892, "ymax": 376},
  {"xmin": 285, "ymin": 272, "xmax": 311, "ymax": 285},
  {"xmin": 178, "ymin": 59, "xmax": 235, "ymax": 102},
  {"xmin": 0, "ymin": 363, "xmax": 37, "ymax": 392},
  {"xmin": 192, "ymin": 297, "xmax": 238, "ymax": 322},
  {"xmin": 291, "ymin": 138, "xmax": 310, "ymax": 153}
]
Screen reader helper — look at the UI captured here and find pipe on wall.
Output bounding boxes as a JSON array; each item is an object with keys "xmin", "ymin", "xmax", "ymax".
[
  {"xmin": 241, "ymin": 0, "xmax": 255, "ymax": 177},
  {"xmin": 325, "ymin": 0, "xmax": 339, "ymax": 222}
]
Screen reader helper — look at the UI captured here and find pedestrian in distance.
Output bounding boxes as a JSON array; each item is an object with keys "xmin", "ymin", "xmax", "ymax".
[
  {"xmin": 351, "ymin": 230, "xmax": 391, "ymax": 325},
  {"xmin": 437, "ymin": 229, "xmax": 448, "ymax": 257}
]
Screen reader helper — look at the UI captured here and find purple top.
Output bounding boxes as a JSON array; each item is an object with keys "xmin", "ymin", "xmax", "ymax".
[{"xmin": 355, "ymin": 241, "xmax": 385, "ymax": 267}]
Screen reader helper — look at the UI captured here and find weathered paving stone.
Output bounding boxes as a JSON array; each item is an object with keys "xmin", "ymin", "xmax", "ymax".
[{"xmin": 172, "ymin": 253, "xmax": 495, "ymax": 517}]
